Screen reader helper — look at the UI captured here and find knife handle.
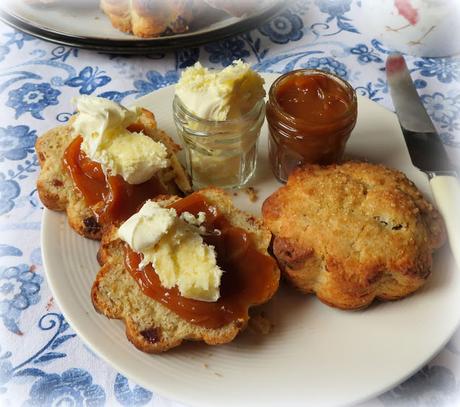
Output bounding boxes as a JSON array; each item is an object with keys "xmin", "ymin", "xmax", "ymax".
[{"xmin": 430, "ymin": 175, "xmax": 460, "ymax": 269}]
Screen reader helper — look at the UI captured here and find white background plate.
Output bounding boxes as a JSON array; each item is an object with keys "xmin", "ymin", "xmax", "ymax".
[{"xmin": 41, "ymin": 74, "xmax": 460, "ymax": 407}]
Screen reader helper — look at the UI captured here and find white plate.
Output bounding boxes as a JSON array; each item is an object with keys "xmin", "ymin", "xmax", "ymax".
[
  {"xmin": 41, "ymin": 74, "xmax": 460, "ymax": 407},
  {"xmin": 0, "ymin": 0, "xmax": 281, "ymax": 53}
]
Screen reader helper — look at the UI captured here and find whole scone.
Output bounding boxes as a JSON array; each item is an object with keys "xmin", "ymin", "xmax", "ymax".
[{"xmin": 262, "ymin": 162, "xmax": 446, "ymax": 310}]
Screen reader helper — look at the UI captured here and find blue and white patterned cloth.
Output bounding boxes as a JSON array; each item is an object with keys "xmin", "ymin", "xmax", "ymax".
[{"xmin": 0, "ymin": 1, "xmax": 459, "ymax": 406}]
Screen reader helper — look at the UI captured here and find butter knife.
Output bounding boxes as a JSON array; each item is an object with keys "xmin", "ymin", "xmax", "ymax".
[{"xmin": 386, "ymin": 53, "xmax": 460, "ymax": 268}]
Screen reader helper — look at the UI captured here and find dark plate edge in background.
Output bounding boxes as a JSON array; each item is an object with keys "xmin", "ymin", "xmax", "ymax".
[{"xmin": 0, "ymin": 3, "xmax": 284, "ymax": 54}]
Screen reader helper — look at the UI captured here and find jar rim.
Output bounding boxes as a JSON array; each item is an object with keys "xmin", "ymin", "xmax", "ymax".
[
  {"xmin": 173, "ymin": 94, "xmax": 265, "ymax": 125},
  {"xmin": 267, "ymin": 69, "xmax": 357, "ymax": 125}
]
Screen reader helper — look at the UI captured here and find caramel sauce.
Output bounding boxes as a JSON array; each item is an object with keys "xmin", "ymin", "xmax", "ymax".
[
  {"xmin": 276, "ymin": 73, "xmax": 351, "ymax": 121},
  {"xmin": 63, "ymin": 135, "xmax": 167, "ymax": 223},
  {"xmin": 266, "ymin": 69, "xmax": 357, "ymax": 182},
  {"xmin": 124, "ymin": 193, "xmax": 279, "ymax": 329}
]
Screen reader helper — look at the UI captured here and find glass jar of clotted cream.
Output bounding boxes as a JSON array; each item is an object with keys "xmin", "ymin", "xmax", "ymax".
[
  {"xmin": 266, "ymin": 69, "xmax": 357, "ymax": 182},
  {"xmin": 173, "ymin": 95, "xmax": 265, "ymax": 189}
]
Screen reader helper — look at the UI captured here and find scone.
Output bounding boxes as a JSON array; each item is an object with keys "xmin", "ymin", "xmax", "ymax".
[
  {"xmin": 100, "ymin": 0, "xmax": 194, "ymax": 37},
  {"xmin": 92, "ymin": 188, "xmax": 280, "ymax": 352},
  {"xmin": 262, "ymin": 162, "xmax": 446, "ymax": 310},
  {"xmin": 100, "ymin": 0, "xmax": 263, "ymax": 38},
  {"xmin": 36, "ymin": 99, "xmax": 191, "ymax": 240}
]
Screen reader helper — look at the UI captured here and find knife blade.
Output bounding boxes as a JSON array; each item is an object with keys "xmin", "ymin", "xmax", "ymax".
[
  {"xmin": 386, "ymin": 53, "xmax": 460, "ymax": 269},
  {"xmin": 386, "ymin": 53, "xmax": 454, "ymax": 174}
]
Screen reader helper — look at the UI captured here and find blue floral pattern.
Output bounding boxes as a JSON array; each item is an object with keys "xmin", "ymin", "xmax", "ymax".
[
  {"xmin": 0, "ymin": 0, "xmax": 459, "ymax": 403},
  {"xmin": 413, "ymin": 58, "xmax": 460, "ymax": 84},
  {"xmin": 314, "ymin": 0, "xmax": 358, "ymax": 34},
  {"xmin": 0, "ymin": 31, "xmax": 35, "ymax": 63},
  {"xmin": 0, "ymin": 125, "xmax": 36, "ymax": 161},
  {"xmin": 3, "ymin": 31, "xmax": 35, "ymax": 49},
  {"xmin": 0, "ymin": 178, "xmax": 20, "ymax": 215},
  {"xmin": 114, "ymin": 374, "xmax": 152, "ymax": 406},
  {"xmin": 350, "ymin": 43, "xmax": 383, "ymax": 64},
  {"xmin": 204, "ymin": 37, "xmax": 250, "ymax": 66},
  {"xmin": 301, "ymin": 56, "xmax": 348, "ymax": 78},
  {"xmin": 175, "ymin": 48, "xmax": 200, "ymax": 69},
  {"xmin": 420, "ymin": 93, "xmax": 460, "ymax": 147},
  {"xmin": 7, "ymin": 82, "xmax": 61, "ymax": 119},
  {"xmin": 422, "ymin": 93, "xmax": 459, "ymax": 122},
  {"xmin": 315, "ymin": 0, "xmax": 352, "ymax": 17},
  {"xmin": 259, "ymin": 9, "xmax": 304, "ymax": 44},
  {"xmin": 24, "ymin": 369, "xmax": 105, "ymax": 406},
  {"xmin": 0, "ymin": 264, "xmax": 43, "ymax": 334},
  {"xmin": 133, "ymin": 70, "xmax": 179, "ymax": 97},
  {"xmin": 65, "ymin": 66, "xmax": 111, "ymax": 95},
  {"xmin": 0, "ymin": 45, "xmax": 9, "ymax": 63}
]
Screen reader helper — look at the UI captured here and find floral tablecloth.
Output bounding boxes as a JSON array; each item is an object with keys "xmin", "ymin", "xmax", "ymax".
[{"xmin": 0, "ymin": 1, "xmax": 459, "ymax": 406}]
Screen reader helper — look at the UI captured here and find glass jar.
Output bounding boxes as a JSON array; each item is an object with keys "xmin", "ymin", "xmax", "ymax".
[
  {"xmin": 173, "ymin": 95, "xmax": 265, "ymax": 189},
  {"xmin": 266, "ymin": 69, "xmax": 357, "ymax": 182}
]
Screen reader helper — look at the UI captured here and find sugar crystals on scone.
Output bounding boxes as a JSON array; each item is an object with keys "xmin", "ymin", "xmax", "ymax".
[
  {"xmin": 262, "ymin": 162, "xmax": 446, "ymax": 310},
  {"xmin": 36, "ymin": 96, "xmax": 191, "ymax": 240}
]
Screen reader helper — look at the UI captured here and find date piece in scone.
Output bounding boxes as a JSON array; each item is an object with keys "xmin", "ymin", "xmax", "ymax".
[
  {"xmin": 262, "ymin": 162, "xmax": 446, "ymax": 310},
  {"xmin": 36, "ymin": 97, "xmax": 191, "ymax": 240},
  {"xmin": 92, "ymin": 188, "xmax": 280, "ymax": 353}
]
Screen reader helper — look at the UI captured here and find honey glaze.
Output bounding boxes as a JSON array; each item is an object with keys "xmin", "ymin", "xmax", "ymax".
[
  {"xmin": 63, "ymin": 135, "xmax": 167, "ymax": 223},
  {"xmin": 124, "ymin": 192, "xmax": 279, "ymax": 329}
]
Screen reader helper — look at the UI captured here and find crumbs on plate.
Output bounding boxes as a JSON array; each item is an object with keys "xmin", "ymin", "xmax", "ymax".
[{"xmin": 244, "ymin": 187, "xmax": 258, "ymax": 203}]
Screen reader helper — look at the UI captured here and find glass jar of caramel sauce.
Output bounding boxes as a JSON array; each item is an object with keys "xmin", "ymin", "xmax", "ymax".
[{"xmin": 266, "ymin": 69, "xmax": 357, "ymax": 182}]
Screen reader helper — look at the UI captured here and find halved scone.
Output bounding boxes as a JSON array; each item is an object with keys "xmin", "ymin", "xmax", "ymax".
[
  {"xmin": 36, "ymin": 105, "xmax": 191, "ymax": 240},
  {"xmin": 92, "ymin": 188, "xmax": 280, "ymax": 352},
  {"xmin": 262, "ymin": 162, "xmax": 446, "ymax": 310}
]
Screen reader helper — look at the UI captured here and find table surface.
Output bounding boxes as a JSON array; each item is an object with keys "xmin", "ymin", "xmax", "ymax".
[{"xmin": 0, "ymin": 1, "xmax": 459, "ymax": 406}]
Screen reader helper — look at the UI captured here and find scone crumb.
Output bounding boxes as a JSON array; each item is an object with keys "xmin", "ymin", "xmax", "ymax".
[
  {"xmin": 244, "ymin": 187, "xmax": 258, "ymax": 202},
  {"xmin": 45, "ymin": 297, "xmax": 54, "ymax": 311},
  {"xmin": 248, "ymin": 312, "xmax": 273, "ymax": 335}
]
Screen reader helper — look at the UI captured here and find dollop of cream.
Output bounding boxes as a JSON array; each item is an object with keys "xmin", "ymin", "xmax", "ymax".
[
  {"xmin": 117, "ymin": 200, "xmax": 223, "ymax": 302},
  {"xmin": 72, "ymin": 96, "xmax": 170, "ymax": 184},
  {"xmin": 117, "ymin": 200, "xmax": 177, "ymax": 251},
  {"xmin": 175, "ymin": 60, "xmax": 265, "ymax": 121}
]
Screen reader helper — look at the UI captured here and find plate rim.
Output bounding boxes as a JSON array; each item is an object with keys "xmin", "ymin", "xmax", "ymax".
[
  {"xmin": 40, "ymin": 78, "xmax": 460, "ymax": 407},
  {"xmin": 40, "ymin": 206, "xmax": 460, "ymax": 407},
  {"xmin": 0, "ymin": 2, "xmax": 283, "ymax": 53}
]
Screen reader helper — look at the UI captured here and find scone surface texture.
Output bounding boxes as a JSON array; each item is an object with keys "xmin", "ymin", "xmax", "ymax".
[
  {"xmin": 262, "ymin": 162, "xmax": 446, "ymax": 310},
  {"xmin": 92, "ymin": 188, "xmax": 280, "ymax": 353}
]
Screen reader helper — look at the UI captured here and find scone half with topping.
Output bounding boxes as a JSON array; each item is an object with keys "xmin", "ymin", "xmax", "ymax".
[
  {"xmin": 92, "ymin": 187, "xmax": 280, "ymax": 353},
  {"xmin": 262, "ymin": 162, "xmax": 446, "ymax": 310},
  {"xmin": 36, "ymin": 96, "xmax": 191, "ymax": 240}
]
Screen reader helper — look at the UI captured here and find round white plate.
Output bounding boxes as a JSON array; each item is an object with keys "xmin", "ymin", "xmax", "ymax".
[
  {"xmin": 0, "ymin": 0, "xmax": 281, "ymax": 53},
  {"xmin": 41, "ymin": 74, "xmax": 460, "ymax": 407}
]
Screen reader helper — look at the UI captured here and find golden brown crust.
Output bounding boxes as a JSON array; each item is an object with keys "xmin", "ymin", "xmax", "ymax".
[
  {"xmin": 262, "ymin": 162, "xmax": 446, "ymax": 310},
  {"xmin": 92, "ymin": 188, "xmax": 280, "ymax": 353},
  {"xmin": 100, "ymin": 0, "xmax": 194, "ymax": 37},
  {"xmin": 36, "ymin": 108, "xmax": 192, "ymax": 240}
]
